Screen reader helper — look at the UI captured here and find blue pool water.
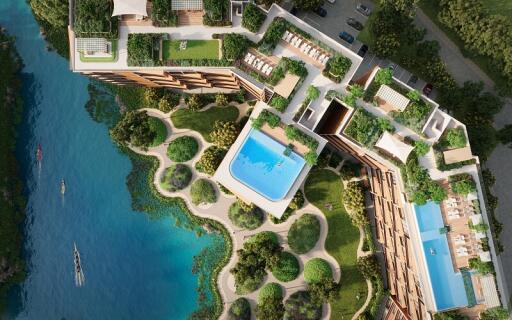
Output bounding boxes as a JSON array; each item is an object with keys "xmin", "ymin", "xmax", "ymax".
[
  {"xmin": 1, "ymin": 1, "xmax": 220, "ymax": 319},
  {"xmin": 414, "ymin": 201, "xmax": 468, "ymax": 311},
  {"xmin": 230, "ymin": 129, "xmax": 305, "ymax": 201}
]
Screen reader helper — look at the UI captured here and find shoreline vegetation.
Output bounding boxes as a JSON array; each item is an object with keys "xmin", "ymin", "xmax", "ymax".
[
  {"xmin": 86, "ymin": 81, "xmax": 232, "ymax": 319},
  {"xmin": 0, "ymin": 28, "xmax": 27, "ymax": 310}
]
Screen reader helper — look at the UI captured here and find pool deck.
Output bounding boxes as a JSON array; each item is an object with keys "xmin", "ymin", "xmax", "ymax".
[{"xmin": 214, "ymin": 102, "xmax": 327, "ymax": 218}]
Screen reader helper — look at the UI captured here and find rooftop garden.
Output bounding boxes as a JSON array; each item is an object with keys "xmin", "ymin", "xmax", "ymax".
[
  {"xmin": 127, "ymin": 33, "xmax": 164, "ymax": 66},
  {"xmin": 203, "ymin": 0, "xmax": 231, "ymax": 26},
  {"xmin": 163, "ymin": 39, "xmax": 220, "ymax": 60},
  {"xmin": 74, "ymin": 0, "xmax": 118, "ymax": 38},
  {"xmin": 343, "ymin": 108, "xmax": 390, "ymax": 148},
  {"xmin": 242, "ymin": 3, "xmax": 266, "ymax": 33},
  {"xmin": 449, "ymin": 173, "xmax": 477, "ymax": 196},
  {"xmin": 323, "ymin": 55, "xmax": 352, "ymax": 83},
  {"xmin": 433, "ymin": 127, "xmax": 476, "ymax": 171},
  {"xmin": 222, "ymin": 33, "xmax": 251, "ymax": 61},
  {"xmin": 151, "ymin": 0, "xmax": 178, "ymax": 27},
  {"xmin": 251, "ymin": 110, "xmax": 319, "ymax": 166},
  {"xmin": 402, "ymin": 152, "xmax": 447, "ymax": 204},
  {"xmin": 258, "ymin": 17, "xmax": 287, "ymax": 55}
]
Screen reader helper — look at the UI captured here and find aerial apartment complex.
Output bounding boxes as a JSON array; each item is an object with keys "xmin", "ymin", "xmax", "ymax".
[{"xmin": 68, "ymin": 0, "xmax": 508, "ymax": 318}]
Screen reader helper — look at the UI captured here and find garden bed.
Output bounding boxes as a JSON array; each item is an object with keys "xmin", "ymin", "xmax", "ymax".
[{"xmin": 163, "ymin": 40, "xmax": 220, "ymax": 60}]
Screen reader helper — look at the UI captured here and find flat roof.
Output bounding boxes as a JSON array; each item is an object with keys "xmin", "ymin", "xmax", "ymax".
[
  {"xmin": 273, "ymin": 73, "xmax": 300, "ymax": 99},
  {"xmin": 112, "ymin": 0, "xmax": 147, "ymax": 17},
  {"xmin": 375, "ymin": 84, "xmax": 410, "ymax": 112},
  {"xmin": 443, "ymin": 146, "xmax": 473, "ymax": 165}
]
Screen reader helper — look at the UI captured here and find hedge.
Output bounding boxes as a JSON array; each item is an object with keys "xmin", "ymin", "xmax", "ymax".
[
  {"xmin": 304, "ymin": 258, "xmax": 333, "ymax": 283},
  {"xmin": 242, "ymin": 3, "xmax": 266, "ymax": 33},
  {"xmin": 166, "ymin": 136, "xmax": 198, "ymax": 162}
]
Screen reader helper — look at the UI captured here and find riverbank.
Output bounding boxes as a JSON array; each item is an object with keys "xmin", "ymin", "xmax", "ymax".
[{"xmin": 0, "ymin": 28, "xmax": 26, "ymax": 310}]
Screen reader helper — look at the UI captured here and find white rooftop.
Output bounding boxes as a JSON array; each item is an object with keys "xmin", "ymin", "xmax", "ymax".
[
  {"xmin": 480, "ymin": 274, "xmax": 501, "ymax": 308},
  {"xmin": 172, "ymin": 0, "xmax": 203, "ymax": 11},
  {"xmin": 112, "ymin": 0, "xmax": 148, "ymax": 17},
  {"xmin": 375, "ymin": 84, "xmax": 410, "ymax": 111},
  {"xmin": 375, "ymin": 131, "xmax": 414, "ymax": 164}
]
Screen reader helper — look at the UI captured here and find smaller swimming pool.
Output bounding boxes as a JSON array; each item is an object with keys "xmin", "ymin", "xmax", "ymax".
[
  {"xmin": 414, "ymin": 201, "xmax": 469, "ymax": 311},
  {"xmin": 229, "ymin": 129, "xmax": 306, "ymax": 201}
]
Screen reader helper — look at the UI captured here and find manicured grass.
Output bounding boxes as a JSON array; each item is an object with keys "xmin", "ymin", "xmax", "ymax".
[
  {"xmin": 163, "ymin": 40, "xmax": 220, "ymax": 60},
  {"xmin": 171, "ymin": 106, "xmax": 239, "ymax": 142},
  {"xmin": 148, "ymin": 117, "xmax": 167, "ymax": 146},
  {"xmin": 79, "ymin": 40, "xmax": 118, "ymax": 62},
  {"xmin": 304, "ymin": 169, "xmax": 367, "ymax": 319},
  {"xmin": 287, "ymin": 214, "xmax": 321, "ymax": 254}
]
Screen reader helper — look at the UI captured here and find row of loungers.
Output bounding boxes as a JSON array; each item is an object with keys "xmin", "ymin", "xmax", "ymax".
[
  {"xmin": 281, "ymin": 30, "xmax": 330, "ymax": 65},
  {"xmin": 243, "ymin": 52, "xmax": 273, "ymax": 76}
]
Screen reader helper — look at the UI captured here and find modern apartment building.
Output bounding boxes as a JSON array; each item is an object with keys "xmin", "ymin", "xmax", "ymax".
[{"xmin": 68, "ymin": 0, "xmax": 507, "ymax": 318}]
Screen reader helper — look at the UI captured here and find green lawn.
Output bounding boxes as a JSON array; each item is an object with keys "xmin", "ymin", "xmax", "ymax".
[
  {"xmin": 148, "ymin": 117, "xmax": 167, "ymax": 147},
  {"xmin": 79, "ymin": 40, "xmax": 118, "ymax": 62},
  {"xmin": 304, "ymin": 169, "xmax": 367, "ymax": 319},
  {"xmin": 163, "ymin": 40, "xmax": 220, "ymax": 60},
  {"xmin": 482, "ymin": 0, "xmax": 512, "ymax": 17},
  {"xmin": 170, "ymin": 106, "xmax": 239, "ymax": 142}
]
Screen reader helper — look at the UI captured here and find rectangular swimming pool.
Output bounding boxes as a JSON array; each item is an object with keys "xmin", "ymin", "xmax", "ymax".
[
  {"xmin": 414, "ymin": 201, "xmax": 469, "ymax": 311},
  {"xmin": 229, "ymin": 129, "xmax": 306, "ymax": 201}
]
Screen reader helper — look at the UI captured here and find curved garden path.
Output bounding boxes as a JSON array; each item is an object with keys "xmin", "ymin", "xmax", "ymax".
[{"xmin": 129, "ymin": 105, "xmax": 370, "ymax": 320}]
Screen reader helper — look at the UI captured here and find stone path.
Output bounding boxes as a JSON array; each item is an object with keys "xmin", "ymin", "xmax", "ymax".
[{"xmin": 128, "ymin": 104, "xmax": 371, "ymax": 320}]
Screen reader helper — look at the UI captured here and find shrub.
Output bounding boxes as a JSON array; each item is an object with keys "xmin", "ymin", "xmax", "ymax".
[
  {"xmin": 325, "ymin": 54, "xmax": 352, "ymax": 81},
  {"xmin": 480, "ymin": 307, "xmax": 509, "ymax": 320},
  {"xmin": 110, "ymin": 110, "xmax": 156, "ymax": 150},
  {"xmin": 166, "ymin": 136, "xmax": 198, "ymax": 162},
  {"xmin": 308, "ymin": 280, "xmax": 340, "ymax": 304},
  {"xmin": 74, "ymin": 0, "xmax": 118, "ymax": 37},
  {"xmin": 391, "ymin": 100, "xmax": 433, "ymax": 133},
  {"xmin": 415, "ymin": 140, "xmax": 430, "ymax": 157},
  {"xmin": 228, "ymin": 298, "xmax": 251, "ymax": 320},
  {"xmin": 228, "ymin": 201, "xmax": 264, "ymax": 230},
  {"xmin": 469, "ymin": 257, "xmax": 494, "ymax": 274},
  {"xmin": 258, "ymin": 17, "xmax": 287, "ymax": 55},
  {"xmin": 357, "ymin": 255, "xmax": 380, "ymax": 279},
  {"xmin": 343, "ymin": 181, "xmax": 369, "ymax": 226},
  {"xmin": 127, "ymin": 33, "xmax": 162, "ymax": 66},
  {"xmin": 195, "ymin": 146, "xmax": 226, "ymax": 176},
  {"xmin": 449, "ymin": 174, "xmax": 476, "ymax": 195},
  {"xmin": 429, "ymin": 182, "xmax": 448, "ymax": 203},
  {"xmin": 288, "ymin": 190, "xmax": 305, "ymax": 211},
  {"xmin": 344, "ymin": 108, "xmax": 383, "ymax": 147},
  {"xmin": 256, "ymin": 296, "xmax": 284, "ymax": 320},
  {"xmin": 151, "ymin": 0, "xmax": 177, "ymax": 26},
  {"xmin": 251, "ymin": 109, "xmax": 281, "ymax": 130},
  {"xmin": 148, "ymin": 117, "xmax": 167, "ymax": 146},
  {"xmin": 304, "ymin": 151, "xmax": 318, "ymax": 166},
  {"xmin": 160, "ymin": 164, "xmax": 192, "ymax": 192},
  {"xmin": 288, "ymin": 214, "xmax": 321, "ymax": 254},
  {"xmin": 446, "ymin": 127, "xmax": 467, "ymax": 148},
  {"xmin": 272, "ymin": 252, "xmax": 300, "ymax": 282},
  {"xmin": 306, "ymin": 85, "xmax": 320, "ymax": 100},
  {"xmin": 284, "ymin": 291, "xmax": 322, "ymax": 320},
  {"xmin": 210, "ymin": 121, "xmax": 240, "ymax": 147},
  {"xmin": 223, "ymin": 33, "xmax": 250, "ymax": 60},
  {"xmin": 185, "ymin": 94, "xmax": 203, "ymax": 110},
  {"xmin": 374, "ymin": 68, "xmax": 393, "ymax": 85},
  {"xmin": 303, "ymin": 258, "xmax": 332, "ymax": 283},
  {"xmin": 248, "ymin": 231, "xmax": 279, "ymax": 246},
  {"xmin": 215, "ymin": 93, "xmax": 229, "ymax": 107},
  {"xmin": 340, "ymin": 162, "xmax": 361, "ymax": 180},
  {"xmin": 284, "ymin": 125, "xmax": 318, "ymax": 150},
  {"xmin": 242, "ymin": 3, "xmax": 266, "ymax": 32},
  {"xmin": 270, "ymin": 95, "xmax": 289, "ymax": 112},
  {"xmin": 258, "ymin": 282, "xmax": 283, "ymax": 304},
  {"xmin": 190, "ymin": 179, "xmax": 217, "ymax": 205}
]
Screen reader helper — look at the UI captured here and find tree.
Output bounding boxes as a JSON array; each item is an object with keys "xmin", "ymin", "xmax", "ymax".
[
  {"xmin": 228, "ymin": 298, "xmax": 251, "ymax": 320},
  {"xmin": 407, "ymin": 90, "xmax": 421, "ymax": 102},
  {"xmin": 343, "ymin": 181, "xmax": 369, "ymax": 226},
  {"xmin": 374, "ymin": 68, "xmax": 393, "ymax": 85},
  {"xmin": 166, "ymin": 136, "xmax": 198, "ymax": 162},
  {"xmin": 256, "ymin": 296, "xmax": 285, "ymax": 320},
  {"xmin": 357, "ymin": 255, "xmax": 380, "ymax": 279},
  {"xmin": 270, "ymin": 95, "xmax": 289, "ymax": 112},
  {"xmin": 241, "ymin": 3, "xmax": 266, "ymax": 33},
  {"xmin": 284, "ymin": 291, "xmax": 322, "ymax": 320},
  {"xmin": 469, "ymin": 257, "xmax": 494, "ymax": 274},
  {"xmin": 293, "ymin": 0, "xmax": 323, "ymax": 10},
  {"xmin": 272, "ymin": 252, "xmax": 300, "ymax": 282},
  {"xmin": 228, "ymin": 201, "xmax": 264, "ymax": 230},
  {"xmin": 380, "ymin": 0, "xmax": 418, "ymax": 16},
  {"xmin": 414, "ymin": 140, "xmax": 430, "ymax": 157},
  {"xmin": 288, "ymin": 214, "xmax": 321, "ymax": 254},
  {"xmin": 429, "ymin": 182, "xmax": 447, "ymax": 203},
  {"xmin": 30, "ymin": 0, "xmax": 68, "ymax": 27},
  {"xmin": 446, "ymin": 127, "xmax": 467, "ymax": 148},
  {"xmin": 288, "ymin": 190, "xmax": 304, "ymax": 211},
  {"xmin": 350, "ymin": 84, "xmax": 365, "ymax": 99},
  {"xmin": 306, "ymin": 85, "xmax": 320, "ymax": 101},
  {"xmin": 210, "ymin": 121, "xmax": 240, "ymax": 147},
  {"xmin": 308, "ymin": 280, "xmax": 340, "ymax": 304},
  {"xmin": 190, "ymin": 179, "xmax": 217, "ymax": 205},
  {"xmin": 110, "ymin": 111, "xmax": 156, "ymax": 150},
  {"xmin": 186, "ymin": 94, "xmax": 203, "ymax": 110},
  {"xmin": 374, "ymin": 33, "xmax": 400, "ymax": 58},
  {"xmin": 327, "ymin": 55, "xmax": 352, "ymax": 79},
  {"xmin": 215, "ymin": 92, "xmax": 229, "ymax": 106},
  {"xmin": 304, "ymin": 151, "xmax": 318, "ymax": 167},
  {"xmin": 258, "ymin": 283, "xmax": 282, "ymax": 304},
  {"xmin": 195, "ymin": 146, "xmax": 226, "ymax": 176}
]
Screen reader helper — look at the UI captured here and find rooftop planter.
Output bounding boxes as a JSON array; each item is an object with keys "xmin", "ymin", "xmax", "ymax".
[
  {"xmin": 242, "ymin": 3, "xmax": 266, "ymax": 33},
  {"xmin": 151, "ymin": 0, "xmax": 178, "ymax": 27},
  {"xmin": 433, "ymin": 127, "xmax": 475, "ymax": 171},
  {"xmin": 74, "ymin": 0, "xmax": 118, "ymax": 38},
  {"xmin": 322, "ymin": 54, "xmax": 352, "ymax": 83},
  {"xmin": 203, "ymin": 0, "xmax": 231, "ymax": 26},
  {"xmin": 127, "ymin": 33, "xmax": 165, "ymax": 66},
  {"xmin": 343, "ymin": 108, "xmax": 384, "ymax": 148},
  {"xmin": 258, "ymin": 17, "xmax": 287, "ymax": 55}
]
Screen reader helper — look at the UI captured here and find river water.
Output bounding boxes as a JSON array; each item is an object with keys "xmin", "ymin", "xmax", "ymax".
[{"xmin": 1, "ymin": 1, "xmax": 221, "ymax": 319}]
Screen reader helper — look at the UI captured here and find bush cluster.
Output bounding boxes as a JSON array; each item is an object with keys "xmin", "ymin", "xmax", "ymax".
[
  {"xmin": 228, "ymin": 201, "xmax": 264, "ymax": 230},
  {"xmin": 449, "ymin": 173, "xmax": 476, "ymax": 195},
  {"xmin": 160, "ymin": 164, "xmax": 192, "ymax": 192},
  {"xmin": 304, "ymin": 258, "xmax": 333, "ymax": 283},
  {"xmin": 258, "ymin": 17, "xmax": 287, "ymax": 55},
  {"xmin": 241, "ymin": 3, "xmax": 266, "ymax": 33},
  {"xmin": 288, "ymin": 214, "xmax": 321, "ymax": 254},
  {"xmin": 251, "ymin": 109, "xmax": 281, "ymax": 130},
  {"xmin": 195, "ymin": 146, "xmax": 226, "ymax": 176},
  {"xmin": 272, "ymin": 251, "xmax": 300, "ymax": 282},
  {"xmin": 228, "ymin": 298, "xmax": 251, "ymax": 320},
  {"xmin": 166, "ymin": 136, "xmax": 198, "ymax": 162},
  {"xmin": 283, "ymin": 291, "xmax": 322, "ymax": 320},
  {"xmin": 343, "ymin": 182, "xmax": 368, "ymax": 227},
  {"xmin": 257, "ymin": 282, "xmax": 282, "ymax": 304},
  {"xmin": 210, "ymin": 121, "xmax": 240, "ymax": 147},
  {"xmin": 222, "ymin": 33, "xmax": 251, "ymax": 60},
  {"xmin": 190, "ymin": 179, "xmax": 217, "ymax": 205}
]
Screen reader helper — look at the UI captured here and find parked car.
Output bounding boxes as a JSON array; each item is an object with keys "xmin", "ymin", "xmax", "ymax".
[
  {"xmin": 326, "ymin": 0, "xmax": 336, "ymax": 4},
  {"xmin": 407, "ymin": 75, "xmax": 418, "ymax": 86},
  {"xmin": 357, "ymin": 44, "xmax": 368, "ymax": 57},
  {"xmin": 338, "ymin": 31, "xmax": 355, "ymax": 44},
  {"xmin": 356, "ymin": 3, "xmax": 371, "ymax": 16},
  {"xmin": 423, "ymin": 83, "xmax": 433, "ymax": 96},
  {"xmin": 387, "ymin": 62, "xmax": 397, "ymax": 74},
  {"xmin": 290, "ymin": 6, "xmax": 298, "ymax": 16},
  {"xmin": 313, "ymin": 6, "xmax": 327, "ymax": 17},
  {"xmin": 346, "ymin": 18, "xmax": 364, "ymax": 31}
]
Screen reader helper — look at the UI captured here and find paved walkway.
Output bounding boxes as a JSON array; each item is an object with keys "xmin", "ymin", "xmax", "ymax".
[{"xmin": 128, "ymin": 105, "xmax": 371, "ymax": 319}]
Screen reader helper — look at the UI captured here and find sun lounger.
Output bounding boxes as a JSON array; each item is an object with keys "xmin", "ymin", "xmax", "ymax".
[
  {"xmin": 282, "ymin": 31, "xmax": 290, "ymax": 40},
  {"xmin": 448, "ymin": 214, "xmax": 460, "ymax": 220},
  {"xmin": 257, "ymin": 60, "xmax": 264, "ymax": 70},
  {"xmin": 261, "ymin": 64, "xmax": 269, "ymax": 74},
  {"xmin": 291, "ymin": 36, "xmax": 298, "ymax": 45},
  {"xmin": 244, "ymin": 53, "xmax": 252, "ymax": 63},
  {"xmin": 313, "ymin": 51, "xmax": 320, "ymax": 59},
  {"xmin": 286, "ymin": 32, "xmax": 294, "ymax": 42},
  {"xmin": 265, "ymin": 66, "xmax": 273, "ymax": 76},
  {"xmin": 308, "ymin": 48, "xmax": 316, "ymax": 57},
  {"xmin": 456, "ymin": 246, "xmax": 469, "ymax": 257},
  {"xmin": 318, "ymin": 54, "xmax": 325, "ymax": 62},
  {"xmin": 321, "ymin": 56, "xmax": 329, "ymax": 65}
]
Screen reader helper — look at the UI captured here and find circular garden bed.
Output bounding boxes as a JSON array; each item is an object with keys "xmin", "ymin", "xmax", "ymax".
[
  {"xmin": 272, "ymin": 251, "xmax": 300, "ymax": 282},
  {"xmin": 228, "ymin": 201, "xmax": 264, "ymax": 230},
  {"xmin": 304, "ymin": 258, "xmax": 333, "ymax": 283},
  {"xmin": 190, "ymin": 178, "xmax": 217, "ymax": 205},
  {"xmin": 160, "ymin": 164, "xmax": 192, "ymax": 192},
  {"xmin": 167, "ymin": 135, "xmax": 198, "ymax": 162},
  {"xmin": 288, "ymin": 214, "xmax": 321, "ymax": 254}
]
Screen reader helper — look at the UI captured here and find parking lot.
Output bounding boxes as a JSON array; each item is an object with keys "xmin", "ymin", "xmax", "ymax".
[{"xmin": 293, "ymin": 0, "xmax": 437, "ymax": 98}]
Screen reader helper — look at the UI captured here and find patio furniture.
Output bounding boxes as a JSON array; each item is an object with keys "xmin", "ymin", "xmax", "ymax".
[
  {"xmin": 285, "ymin": 32, "xmax": 294, "ymax": 42},
  {"xmin": 308, "ymin": 49, "xmax": 317, "ymax": 57},
  {"xmin": 294, "ymin": 39, "xmax": 302, "ymax": 48},
  {"xmin": 256, "ymin": 60, "xmax": 264, "ymax": 70},
  {"xmin": 456, "ymin": 246, "xmax": 469, "ymax": 257},
  {"xmin": 261, "ymin": 64, "xmax": 269, "ymax": 74},
  {"xmin": 252, "ymin": 58, "xmax": 260, "ymax": 67},
  {"xmin": 282, "ymin": 31, "xmax": 290, "ymax": 40},
  {"xmin": 247, "ymin": 55, "xmax": 255, "ymax": 65},
  {"xmin": 265, "ymin": 66, "xmax": 273, "ymax": 75}
]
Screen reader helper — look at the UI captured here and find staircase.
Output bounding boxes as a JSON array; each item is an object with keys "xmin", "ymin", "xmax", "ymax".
[{"xmin": 178, "ymin": 11, "xmax": 204, "ymax": 26}]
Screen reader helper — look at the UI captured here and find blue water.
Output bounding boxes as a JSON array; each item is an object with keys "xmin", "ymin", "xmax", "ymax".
[
  {"xmin": 414, "ymin": 201, "xmax": 468, "ymax": 311},
  {"xmin": 229, "ymin": 129, "xmax": 305, "ymax": 201},
  {"xmin": 1, "ymin": 1, "xmax": 219, "ymax": 319}
]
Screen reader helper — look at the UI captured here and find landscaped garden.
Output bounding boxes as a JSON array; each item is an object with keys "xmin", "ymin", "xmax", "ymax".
[
  {"xmin": 163, "ymin": 40, "xmax": 220, "ymax": 60},
  {"xmin": 343, "ymin": 108, "xmax": 385, "ymax": 148},
  {"xmin": 166, "ymin": 136, "xmax": 198, "ymax": 162},
  {"xmin": 190, "ymin": 179, "xmax": 217, "ymax": 205},
  {"xmin": 304, "ymin": 169, "xmax": 367, "ymax": 319},
  {"xmin": 171, "ymin": 106, "xmax": 239, "ymax": 142},
  {"xmin": 228, "ymin": 200, "xmax": 265, "ymax": 230},
  {"xmin": 74, "ymin": 0, "xmax": 118, "ymax": 38},
  {"xmin": 160, "ymin": 164, "xmax": 192, "ymax": 192},
  {"xmin": 148, "ymin": 116, "xmax": 167, "ymax": 146},
  {"xmin": 79, "ymin": 40, "xmax": 118, "ymax": 63},
  {"xmin": 288, "ymin": 214, "xmax": 321, "ymax": 254},
  {"xmin": 127, "ymin": 33, "xmax": 164, "ymax": 66}
]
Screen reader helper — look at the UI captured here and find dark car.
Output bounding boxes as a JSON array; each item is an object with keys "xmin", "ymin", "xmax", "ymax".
[
  {"xmin": 313, "ymin": 6, "xmax": 327, "ymax": 17},
  {"xmin": 407, "ymin": 75, "xmax": 418, "ymax": 86},
  {"xmin": 290, "ymin": 6, "xmax": 298, "ymax": 16},
  {"xmin": 423, "ymin": 83, "xmax": 433, "ymax": 96},
  {"xmin": 338, "ymin": 31, "xmax": 354, "ymax": 44},
  {"xmin": 357, "ymin": 44, "xmax": 368, "ymax": 57},
  {"xmin": 356, "ymin": 4, "xmax": 371, "ymax": 16},
  {"xmin": 346, "ymin": 18, "xmax": 364, "ymax": 31}
]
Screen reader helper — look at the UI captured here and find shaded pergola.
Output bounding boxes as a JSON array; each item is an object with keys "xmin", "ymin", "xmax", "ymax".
[
  {"xmin": 112, "ymin": 0, "xmax": 148, "ymax": 17},
  {"xmin": 375, "ymin": 131, "xmax": 414, "ymax": 164}
]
